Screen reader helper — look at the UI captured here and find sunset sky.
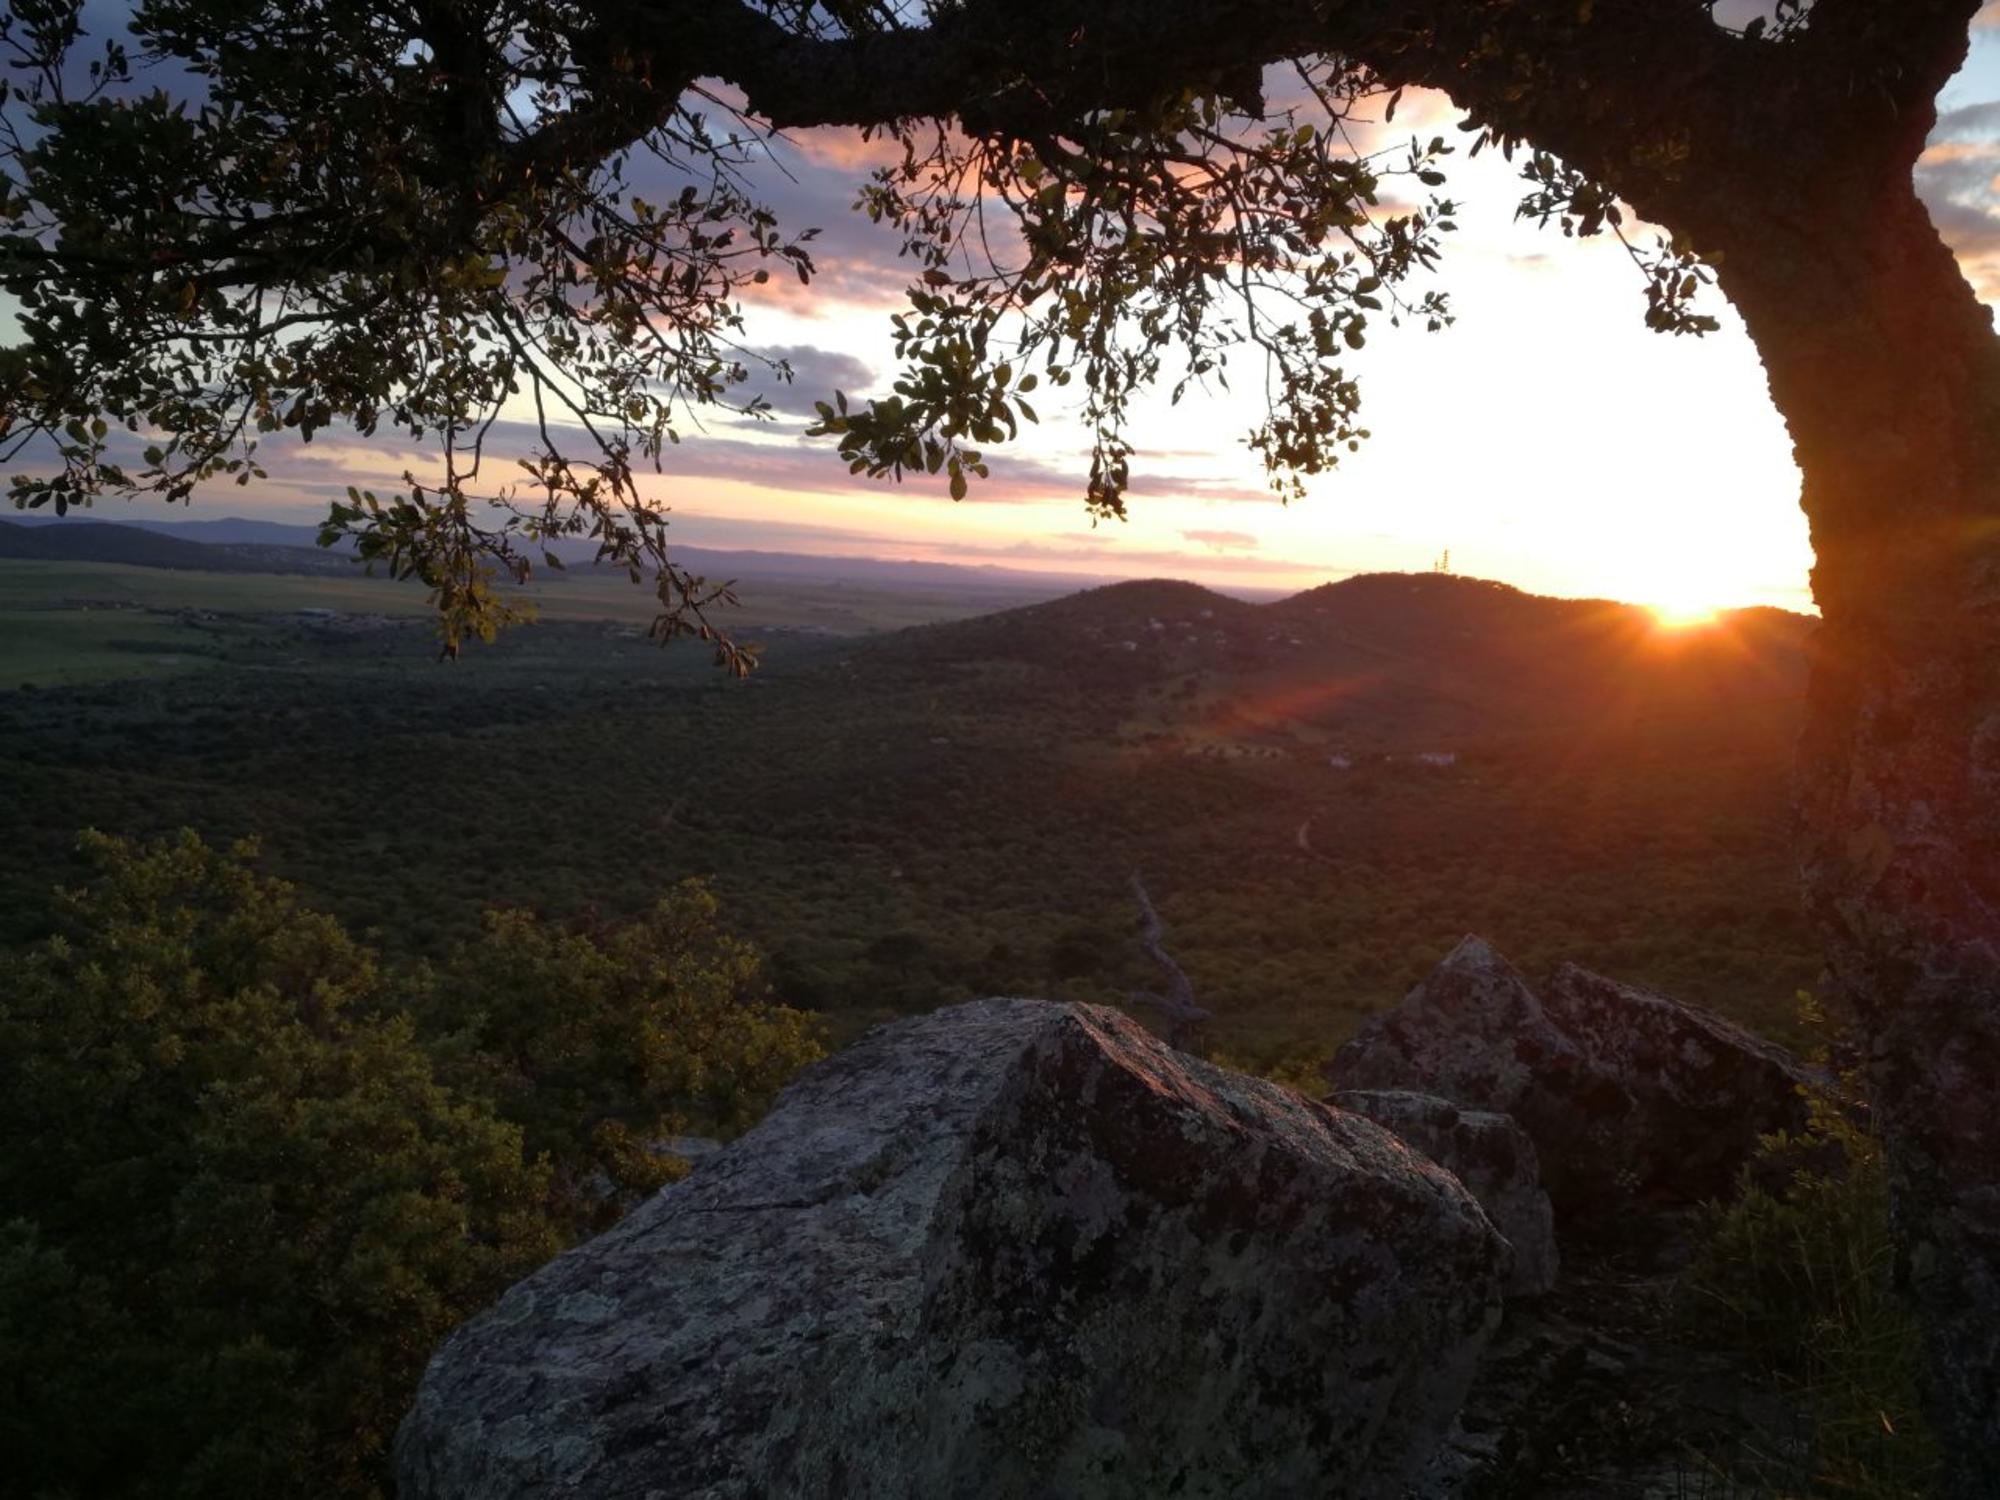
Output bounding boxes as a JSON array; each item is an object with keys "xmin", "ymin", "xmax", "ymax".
[{"xmin": 47, "ymin": 4, "xmax": 2000, "ymax": 613}]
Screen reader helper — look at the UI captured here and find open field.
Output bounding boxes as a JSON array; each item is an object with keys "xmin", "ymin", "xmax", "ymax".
[
  {"xmin": 0, "ymin": 607, "xmax": 233, "ymax": 688},
  {"xmin": 0, "ymin": 559, "xmax": 1063, "ymax": 688}
]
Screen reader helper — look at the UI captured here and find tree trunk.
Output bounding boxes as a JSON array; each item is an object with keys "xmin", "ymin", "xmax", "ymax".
[{"xmin": 1701, "ymin": 165, "xmax": 2000, "ymax": 1493}]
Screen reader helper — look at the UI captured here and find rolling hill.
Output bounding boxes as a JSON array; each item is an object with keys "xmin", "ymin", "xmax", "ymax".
[
  {"xmin": 0, "ymin": 567, "xmax": 1822, "ymax": 1063},
  {"xmin": 1, "ymin": 513, "xmax": 1118, "ymax": 597},
  {"xmin": 871, "ymin": 571, "xmax": 1814, "ymax": 747},
  {"xmin": 0, "ymin": 518, "xmax": 352, "ymax": 575}
]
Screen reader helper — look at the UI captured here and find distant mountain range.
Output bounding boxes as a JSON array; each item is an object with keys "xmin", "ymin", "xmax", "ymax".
[
  {"xmin": 0, "ymin": 518, "xmax": 352, "ymax": 575},
  {"xmin": 0, "ymin": 513, "xmax": 1135, "ymax": 596},
  {"xmin": 3, "ymin": 514, "xmax": 1814, "ymax": 744}
]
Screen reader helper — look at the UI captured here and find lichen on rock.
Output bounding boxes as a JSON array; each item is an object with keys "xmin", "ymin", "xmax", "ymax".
[
  {"xmin": 397, "ymin": 998, "xmax": 1507, "ymax": 1499},
  {"xmin": 1327, "ymin": 937, "xmax": 1819, "ymax": 1231}
]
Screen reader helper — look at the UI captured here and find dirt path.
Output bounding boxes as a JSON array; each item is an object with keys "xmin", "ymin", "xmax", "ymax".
[{"xmin": 1295, "ymin": 816, "xmax": 1338, "ymax": 866}]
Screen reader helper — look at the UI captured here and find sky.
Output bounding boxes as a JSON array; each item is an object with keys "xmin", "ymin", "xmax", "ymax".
[{"xmin": 42, "ymin": 4, "xmax": 2000, "ymax": 613}]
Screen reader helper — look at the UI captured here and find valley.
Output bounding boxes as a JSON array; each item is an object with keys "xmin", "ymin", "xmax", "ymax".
[{"xmin": 0, "ymin": 555, "xmax": 1821, "ymax": 1065}]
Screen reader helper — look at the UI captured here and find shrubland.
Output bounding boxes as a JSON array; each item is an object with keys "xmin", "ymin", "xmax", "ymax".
[
  {"xmin": 0, "ymin": 831, "xmax": 819, "ymax": 1498},
  {"xmin": 1684, "ymin": 1000, "xmax": 1940, "ymax": 1498}
]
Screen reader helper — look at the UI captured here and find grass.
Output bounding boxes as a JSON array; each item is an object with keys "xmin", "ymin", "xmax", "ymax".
[
  {"xmin": 1683, "ymin": 1006, "xmax": 1940, "ymax": 1498},
  {"xmin": 0, "ymin": 559, "xmax": 1062, "ymax": 687},
  {"xmin": 0, "ymin": 559, "xmax": 438, "ymax": 616},
  {"xmin": 0, "ymin": 607, "xmax": 231, "ymax": 688}
]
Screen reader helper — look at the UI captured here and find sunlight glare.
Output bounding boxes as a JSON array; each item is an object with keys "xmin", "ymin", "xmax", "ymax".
[{"xmin": 1649, "ymin": 593, "xmax": 1724, "ymax": 630}]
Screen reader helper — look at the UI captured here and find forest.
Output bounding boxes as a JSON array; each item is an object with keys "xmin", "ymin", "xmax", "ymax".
[
  {"xmin": 1, "ymin": 565, "xmax": 1822, "ymax": 1063},
  {"xmin": 5, "ymin": 554, "xmax": 1936, "ymax": 1495}
]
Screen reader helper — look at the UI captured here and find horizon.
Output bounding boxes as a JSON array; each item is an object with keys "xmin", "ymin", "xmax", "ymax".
[
  {"xmin": 14, "ymin": 7, "xmax": 1996, "ymax": 619},
  {"xmin": 3, "ymin": 507, "xmax": 1822, "ymax": 623}
]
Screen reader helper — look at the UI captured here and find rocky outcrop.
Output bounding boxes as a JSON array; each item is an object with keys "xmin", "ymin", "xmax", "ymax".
[
  {"xmin": 1331, "ymin": 1088, "xmax": 1557, "ymax": 1298},
  {"xmin": 1537, "ymin": 962, "xmax": 1823, "ymax": 1204},
  {"xmin": 1327, "ymin": 938, "xmax": 1817, "ymax": 1224},
  {"xmin": 398, "ymin": 999, "xmax": 1507, "ymax": 1500}
]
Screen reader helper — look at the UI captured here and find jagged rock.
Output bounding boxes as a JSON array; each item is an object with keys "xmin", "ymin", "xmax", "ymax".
[
  {"xmin": 1407, "ymin": 1271, "xmax": 1810, "ymax": 1499},
  {"xmin": 399, "ymin": 998, "xmax": 1506, "ymax": 1500},
  {"xmin": 1535, "ymin": 963, "xmax": 1823, "ymax": 1202},
  {"xmin": 1327, "ymin": 938, "xmax": 1816, "ymax": 1224},
  {"xmin": 1331, "ymin": 1089, "xmax": 1558, "ymax": 1298}
]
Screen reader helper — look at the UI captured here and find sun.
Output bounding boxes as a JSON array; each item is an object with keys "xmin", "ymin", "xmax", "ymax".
[{"xmin": 1648, "ymin": 591, "xmax": 1724, "ymax": 630}]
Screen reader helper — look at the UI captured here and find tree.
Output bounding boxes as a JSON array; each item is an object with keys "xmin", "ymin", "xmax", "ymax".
[
  {"xmin": 0, "ymin": 831, "xmax": 560, "ymax": 1497},
  {"xmin": 3, "ymin": 1, "xmax": 1998, "ymax": 1488},
  {"xmin": 405, "ymin": 886, "xmax": 823, "ymax": 1229},
  {"xmin": 0, "ymin": 833, "xmax": 821, "ymax": 1495}
]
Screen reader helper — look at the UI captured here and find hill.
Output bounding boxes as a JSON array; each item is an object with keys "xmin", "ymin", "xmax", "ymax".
[
  {"xmin": 0, "ymin": 518, "xmax": 352, "ymax": 575},
  {"xmin": 1268, "ymin": 572, "xmax": 1812, "ymax": 724},
  {"xmin": 4, "ymin": 512, "xmax": 1122, "ymax": 597},
  {"xmin": 0, "ymin": 568, "xmax": 1821, "ymax": 1065},
  {"xmin": 871, "ymin": 569, "xmax": 1813, "ymax": 749}
]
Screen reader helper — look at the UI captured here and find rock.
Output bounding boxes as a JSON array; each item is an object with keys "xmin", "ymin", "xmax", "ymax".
[
  {"xmin": 1407, "ymin": 1279, "xmax": 1808, "ymax": 1499},
  {"xmin": 1327, "ymin": 938, "xmax": 1816, "ymax": 1225},
  {"xmin": 1324, "ymin": 939, "xmax": 1596, "ymax": 1203},
  {"xmin": 1330, "ymin": 1089, "xmax": 1558, "ymax": 1297},
  {"xmin": 1537, "ymin": 963, "xmax": 1821, "ymax": 1206},
  {"xmin": 399, "ymin": 999, "xmax": 1506, "ymax": 1500}
]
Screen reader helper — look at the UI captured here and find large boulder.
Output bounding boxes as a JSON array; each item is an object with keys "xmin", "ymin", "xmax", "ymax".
[
  {"xmin": 1538, "ymin": 961, "xmax": 1821, "ymax": 1205},
  {"xmin": 1331, "ymin": 1088, "xmax": 1558, "ymax": 1298},
  {"xmin": 1327, "ymin": 938, "xmax": 1817, "ymax": 1221},
  {"xmin": 399, "ymin": 999, "xmax": 1506, "ymax": 1500}
]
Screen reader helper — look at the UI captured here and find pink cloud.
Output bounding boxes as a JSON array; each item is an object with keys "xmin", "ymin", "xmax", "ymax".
[{"xmin": 1181, "ymin": 528, "xmax": 1261, "ymax": 553}]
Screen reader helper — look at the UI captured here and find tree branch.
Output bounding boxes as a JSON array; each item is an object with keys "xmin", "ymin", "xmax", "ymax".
[
  {"xmin": 754, "ymin": 3, "xmax": 1723, "ymax": 132},
  {"xmin": 554, "ymin": 0, "xmax": 1768, "ymax": 214},
  {"xmin": 1801, "ymin": 0, "xmax": 1985, "ymax": 163}
]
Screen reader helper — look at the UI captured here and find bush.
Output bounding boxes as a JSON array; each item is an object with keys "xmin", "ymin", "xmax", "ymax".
[
  {"xmin": 0, "ymin": 831, "xmax": 556, "ymax": 1497},
  {"xmin": 1684, "ymin": 997, "xmax": 1939, "ymax": 1497},
  {"xmin": 0, "ymin": 831, "xmax": 820, "ymax": 1497},
  {"xmin": 406, "ymin": 887, "xmax": 823, "ymax": 1228}
]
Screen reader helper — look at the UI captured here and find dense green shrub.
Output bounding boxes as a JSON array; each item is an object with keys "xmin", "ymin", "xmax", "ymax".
[
  {"xmin": 406, "ymin": 886, "xmax": 823, "ymax": 1228},
  {"xmin": 1685, "ymin": 999, "xmax": 1938, "ymax": 1497},
  {"xmin": 0, "ymin": 831, "xmax": 819, "ymax": 1498}
]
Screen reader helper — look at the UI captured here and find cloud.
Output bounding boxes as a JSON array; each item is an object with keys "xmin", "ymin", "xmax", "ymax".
[
  {"xmin": 1935, "ymin": 100, "xmax": 2000, "ymax": 139},
  {"xmin": 978, "ymin": 538, "xmax": 1332, "ymax": 577},
  {"xmin": 1180, "ymin": 528, "xmax": 1261, "ymax": 552},
  {"xmin": 188, "ymin": 412, "xmax": 1282, "ymax": 517},
  {"xmin": 1919, "ymin": 102, "xmax": 2000, "ymax": 298},
  {"xmin": 741, "ymin": 343, "xmax": 877, "ymax": 416}
]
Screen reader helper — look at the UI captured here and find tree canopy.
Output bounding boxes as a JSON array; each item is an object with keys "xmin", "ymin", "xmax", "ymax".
[
  {"xmin": 0, "ymin": 0, "xmax": 1779, "ymax": 653},
  {"xmin": 0, "ymin": 831, "xmax": 819, "ymax": 1496}
]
